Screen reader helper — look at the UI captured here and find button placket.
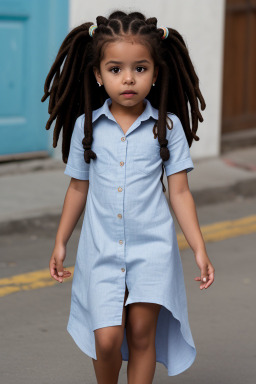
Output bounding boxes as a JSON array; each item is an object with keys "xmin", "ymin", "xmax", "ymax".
[{"xmin": 117, "ymin": 136, "xmax": 127, "ymax": 277}]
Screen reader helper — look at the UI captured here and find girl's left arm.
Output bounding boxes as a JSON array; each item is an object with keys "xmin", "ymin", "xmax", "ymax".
[{"xmin": 167, "ymin": 170, "xmax": 215, "ymax": 290}]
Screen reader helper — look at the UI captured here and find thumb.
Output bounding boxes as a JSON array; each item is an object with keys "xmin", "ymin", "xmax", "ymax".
[
  {"xmin": 201, "ymin": 268, "xmax": 208, "ymax": 283},
  {"xmin": 56, "ymin": 259, "xmax": 64, "ymax": 280}
]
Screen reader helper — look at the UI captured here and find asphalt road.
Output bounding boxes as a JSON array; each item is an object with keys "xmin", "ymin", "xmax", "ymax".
[{"xmin": 0, "ymin": 195, "xmax": 256, "ymax": 384}]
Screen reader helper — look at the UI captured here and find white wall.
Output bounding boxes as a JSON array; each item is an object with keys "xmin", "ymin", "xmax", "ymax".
[{"xmin": 68, "ymin": 0, "xmax": 225, "ymax": 159}]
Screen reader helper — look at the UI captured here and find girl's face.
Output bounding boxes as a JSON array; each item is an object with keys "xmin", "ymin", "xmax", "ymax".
[{"xmin": 94, "ymin": 39, "xmax": 158, "ymax": 111}]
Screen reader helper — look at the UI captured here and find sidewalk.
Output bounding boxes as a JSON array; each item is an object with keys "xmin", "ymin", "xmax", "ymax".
[{"xmin": 0, "ymin": 145, "xmax": 256, "ymax": 228}]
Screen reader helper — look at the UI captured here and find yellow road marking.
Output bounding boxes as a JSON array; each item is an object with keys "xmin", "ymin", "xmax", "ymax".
[
  {"xmin": 177, "ymin": 214, "xmax": 256, "ymax": 250},
  {"xmin": 0, "ymin": 267, "xmax": 75, "ymax": 298},
  {"xmin": 1, "ymin": 214, "xmax": 256, "ymax": 298}
]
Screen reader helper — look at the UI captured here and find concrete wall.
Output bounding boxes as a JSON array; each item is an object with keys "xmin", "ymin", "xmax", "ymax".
[{"xmin": 68, "ymin": 0, "xmax": 226, "ymax": 159}]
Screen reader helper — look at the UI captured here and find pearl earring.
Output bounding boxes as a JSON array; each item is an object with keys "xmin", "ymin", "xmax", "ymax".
[
  {"xmin": 152, "ymin": 83, "xmax": 156, "ymax": 87},
  {"xmin": 97, "ymin": 82, "xmax": 102, "ymax": 87}
]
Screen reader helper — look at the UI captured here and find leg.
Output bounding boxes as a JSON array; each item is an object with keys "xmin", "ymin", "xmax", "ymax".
[
  {"xmin": 92, "ymin": 285, "xmax": 129, "ymax": 384},
  {"xmin": 126, "ymin": 302, "xmax": 161, "ymax": 384}
]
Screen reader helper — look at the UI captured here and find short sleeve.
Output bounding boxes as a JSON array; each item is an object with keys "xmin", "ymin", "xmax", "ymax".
[
  {"xmin": 64, "ymin": 115, "xmax": 90, "ymax": 180},
  {"xmin": 163, "ymin": 114, "xmax": 194, "ymax": 177}
]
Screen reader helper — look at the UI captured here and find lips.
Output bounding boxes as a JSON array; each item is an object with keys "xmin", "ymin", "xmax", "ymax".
[{"xmin": 122, "ymin": 90, "xmax": 137, "ymax": 94}]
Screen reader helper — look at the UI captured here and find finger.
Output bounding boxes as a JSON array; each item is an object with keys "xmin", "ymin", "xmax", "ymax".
[
  {"xmin": 201, "ymin": 267, "xmax": 208, "ymax": 284},
  {"xmin": 202, "ymin": 271, "xmax": 215, "ymax": 289},
  {"xmin": 195, "ymin": 276, "xmax": 206, "ymax": 283},
  {"xmin": 62, "ymin": 270, "xmax": 72, "ymax": 279},
  {"xmin": 194, "ymin": 275, "xmax": 208, "ymax": 289},
  {"xmin": 205, "ymin": 272, "xmax": 215, "ymax": 288},
  {"xmin": 195, "ymin": 277, "xmax": 207, "ymax": 289},
  {"xmin": 50, "ymin": 268, "xmax": 69, "ymax": 282},
  {"xmin": 63, "ymin": 270, "xmax": 71, "ymax": 275},
  {"xmin": 56, "ymin": 260, "xmax": 64, "ymax": 282},
  {"xmin": 49, "ymin": 261, "xmax": 58, "ymax": 280},
  {"xmin": 49, "ymin": 265, "xmax": 61, "ymax": 282},
  {"xmin": 49, "ymin": 265, "xmax": 56, "ymax": 279}
]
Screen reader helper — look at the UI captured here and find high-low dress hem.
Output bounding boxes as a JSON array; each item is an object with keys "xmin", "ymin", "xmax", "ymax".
[{"xmin": 67, "ymin": 293, "xmax": 196, "ymax": 377}]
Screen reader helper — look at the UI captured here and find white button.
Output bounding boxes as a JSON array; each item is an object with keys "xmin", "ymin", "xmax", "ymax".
[
  {"xmin": 119, "ymin": 240, "xmax": 123, "ymax": 245},
  {"xmin": 121, "ymin": 268, "xmax": 125, "ymax": 272},
  {"xmin": 118, "ymin": 187, "xmax": 123, "ymax": 192},
  {"xmin": 117, "ymin": 214, "xmax": 122, "ymax": 219}
]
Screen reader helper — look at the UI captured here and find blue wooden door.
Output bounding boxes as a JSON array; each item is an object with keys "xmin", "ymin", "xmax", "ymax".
[{"xmin": 0, "ymin": 0, "xmax": 68, "ymax": 158}]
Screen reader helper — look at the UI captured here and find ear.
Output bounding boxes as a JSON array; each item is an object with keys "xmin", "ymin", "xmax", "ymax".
[
  {"xmin": 153, "ymin": 66, "xmax": 159, "ymax": 83},
  {"xmin": 93, "ymin": 66, "xmax": 103, "ymax": 85}
]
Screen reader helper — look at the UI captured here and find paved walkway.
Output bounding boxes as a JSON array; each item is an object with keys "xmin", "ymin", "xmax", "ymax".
[{"xmin": 0, "ymin": 145, "xmax": 256, "ymax": 224}]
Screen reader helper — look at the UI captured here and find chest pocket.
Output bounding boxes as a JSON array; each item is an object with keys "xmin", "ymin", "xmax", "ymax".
[
  {"xmin": 91, "ymin": 149, "xmax": 110, "ymax": 175},
  {"xmin": 131, "ymin": 144, "xmax": 160, "ymax": 175}
]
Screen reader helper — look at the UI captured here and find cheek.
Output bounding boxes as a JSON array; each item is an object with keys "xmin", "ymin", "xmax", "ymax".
[
  {"xmin": 105, "ymin": 76, "xmax": 118, "ymax": 88},
  {"xmin": 105, "ymin": 72, "xmax": 117, "ymax": 82},
  {"xmin": 141, "ymin": 73, "xmax": 154, "ymax": 87},
  {"xmin": 142, "ymin": 69, "xmax": 154, "ymax": 80}
]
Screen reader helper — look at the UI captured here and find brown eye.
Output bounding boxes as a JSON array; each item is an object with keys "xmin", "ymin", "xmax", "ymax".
[
  {"xmin": 136, "ymin": 66, "xmax": 146, "ymax": 73},
  {"xmin": 110, "ymin": 67, "xmax": 120, "ymax": 74}
]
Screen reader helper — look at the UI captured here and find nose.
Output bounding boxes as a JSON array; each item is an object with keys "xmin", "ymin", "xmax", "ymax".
[{"xmin": 122, "ymin": 70, "xmax": 135, "ymax": 84}]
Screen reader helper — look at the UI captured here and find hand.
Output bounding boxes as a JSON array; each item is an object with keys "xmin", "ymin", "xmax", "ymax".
[
  {"xmin": 194, "ymin": 248, "xmax": 215, "ymax": 290},
  {"xmin": 49, "ymin": 243, "xmax": 72, "ymax": 283}
]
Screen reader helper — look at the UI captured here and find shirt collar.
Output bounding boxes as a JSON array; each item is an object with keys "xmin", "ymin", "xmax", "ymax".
[{"xmin": 92, "ymin": 97, "xmax": 159, "ymax": 124}]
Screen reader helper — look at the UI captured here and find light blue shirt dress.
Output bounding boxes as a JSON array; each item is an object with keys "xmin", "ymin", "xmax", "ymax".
[{"xmin": 64, "ymin": 97, "xmax": 196, "ymax": 376}]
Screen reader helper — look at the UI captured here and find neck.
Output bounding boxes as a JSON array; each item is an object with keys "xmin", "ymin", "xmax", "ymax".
[{"xmin": 109, "ymin": 99, "xmax": 146, "ymax": 119}]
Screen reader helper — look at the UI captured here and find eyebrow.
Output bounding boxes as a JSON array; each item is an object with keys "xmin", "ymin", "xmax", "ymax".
[{"xmin": 105, "ymin": 60, "xmax": 150, "ymax": 66}]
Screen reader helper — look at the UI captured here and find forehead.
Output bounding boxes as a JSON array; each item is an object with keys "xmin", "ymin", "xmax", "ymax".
[{"xmin": 101, "ymin": 39, "xmax": 153, "ymax": 63}]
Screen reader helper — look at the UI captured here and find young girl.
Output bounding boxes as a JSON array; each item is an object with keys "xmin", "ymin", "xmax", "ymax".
[{"xmin": 42, "ymin": 10, "xmax": 215, "ymax": 383}]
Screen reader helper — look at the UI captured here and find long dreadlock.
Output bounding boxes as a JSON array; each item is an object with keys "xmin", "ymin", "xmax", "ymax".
[{"xmin": 41, "ymin": 10, "xmax": 206, "ymax": 192}]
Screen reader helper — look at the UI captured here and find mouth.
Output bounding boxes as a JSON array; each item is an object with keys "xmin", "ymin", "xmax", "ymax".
[{"xmin": 121, "ymin": 91, "xmax": 137, "ymax": 95}]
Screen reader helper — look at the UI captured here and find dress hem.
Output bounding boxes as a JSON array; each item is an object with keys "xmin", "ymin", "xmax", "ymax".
[
  {"xmin": 67, "ymin": 294, "xmax": 197, "ymax": 377},
  {"xmin": 92, "ymin": 318, "xmax": 123, "ymax": 331},
  {"xmin": 125, "ymin": 294, "xmax": 195, "ymax": 344},
  {"xmin": 67, "ymin": 323, "xmax": 96, "ymax": 359}
]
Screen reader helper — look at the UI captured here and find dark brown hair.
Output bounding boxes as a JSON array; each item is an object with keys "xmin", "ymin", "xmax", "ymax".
[{"xmin": 41, "ymin": 10, "xmax": 206, "ymax": 192}]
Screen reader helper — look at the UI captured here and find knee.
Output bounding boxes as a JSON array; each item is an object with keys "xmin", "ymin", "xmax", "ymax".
[
  {"xmin": 95, "ymin": 331, "xmax": 121, "ymax": 360},
  {"xmin": 128, "ymin": 323, "xmax": 152, "ymax": 351}
]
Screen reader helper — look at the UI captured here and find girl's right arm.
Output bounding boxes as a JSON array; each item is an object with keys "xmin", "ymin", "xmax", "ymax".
[{"xmin": 49, "ymin": 178, "xmax": 89, "ymax": 283}]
